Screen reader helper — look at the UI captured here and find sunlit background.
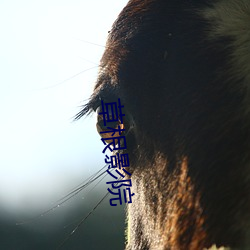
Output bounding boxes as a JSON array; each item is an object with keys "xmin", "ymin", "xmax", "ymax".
[{"xmin": 0, "ymin": 0, "xmax": 128, "ymax": 249}]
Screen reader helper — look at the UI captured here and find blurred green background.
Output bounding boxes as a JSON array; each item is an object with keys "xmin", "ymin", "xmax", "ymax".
[{"xmin": 0, "ymin": 187, "xmax": 125, "ymax": 250}]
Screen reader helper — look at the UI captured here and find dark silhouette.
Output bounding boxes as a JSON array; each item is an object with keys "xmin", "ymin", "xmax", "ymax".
[{"xmin": 78, "ymin": 0, "xmax": 250, "ymax": 249}]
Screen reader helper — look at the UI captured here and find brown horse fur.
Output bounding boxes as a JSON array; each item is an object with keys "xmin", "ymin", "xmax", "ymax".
[{"xmin": 77, "ymin": 0, "xmax": 250, "ymax": 249}]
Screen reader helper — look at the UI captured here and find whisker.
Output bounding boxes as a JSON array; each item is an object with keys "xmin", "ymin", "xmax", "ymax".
[
  {"xmin": 56, "ymin": 190, "xmax": 110, "ymax": 250},
  {"xmin": 56, "ymin": 178, "xmax": 122, "ymax": 249},
  {"xmin": 16, "ymin": 164, "xmax": 108, "ymax": 225},
  {"xmin": 61, "ymin": 170, "xmax": 111, "ymax": 230},
  {"xmin": 76, "ymin": 38, "xmax": 126, "ymax": 64},
  {"xmin": 82, "ymin": 168, "xmax": 111, "ymax": 197},
  {"xmin": 32, "ymin": 66, "xmax": 98, "ymax": 91},
  {"xmin": 75, "ymin": 39, "xmax": 106, "ymax": 49},
  {"xmin": 54, "ymin": 167, "xmax": 109, "ymax": 206},
  {"xmin": 78, "ymin": 57, "xmax": 100, "ymax": 66},
  {"xmin": 58, "ymin": 164, "xmax": 108, "ymax": 201}
]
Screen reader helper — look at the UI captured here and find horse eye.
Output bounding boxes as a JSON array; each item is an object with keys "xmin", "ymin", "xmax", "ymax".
[{"xmin": 96, "ymin": 107, "xmax": 125, "ymax": 139}]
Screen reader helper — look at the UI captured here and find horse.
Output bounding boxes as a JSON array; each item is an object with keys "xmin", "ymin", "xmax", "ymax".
[{"xmin": 77, "ymin": 0, "xmax": 250, "ymax": 249}]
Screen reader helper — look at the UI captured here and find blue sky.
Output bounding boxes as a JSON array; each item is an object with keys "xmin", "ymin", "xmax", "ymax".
[{"xmin": 0, "ymin": 0, "xmax": 128, "ymax": 212}]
